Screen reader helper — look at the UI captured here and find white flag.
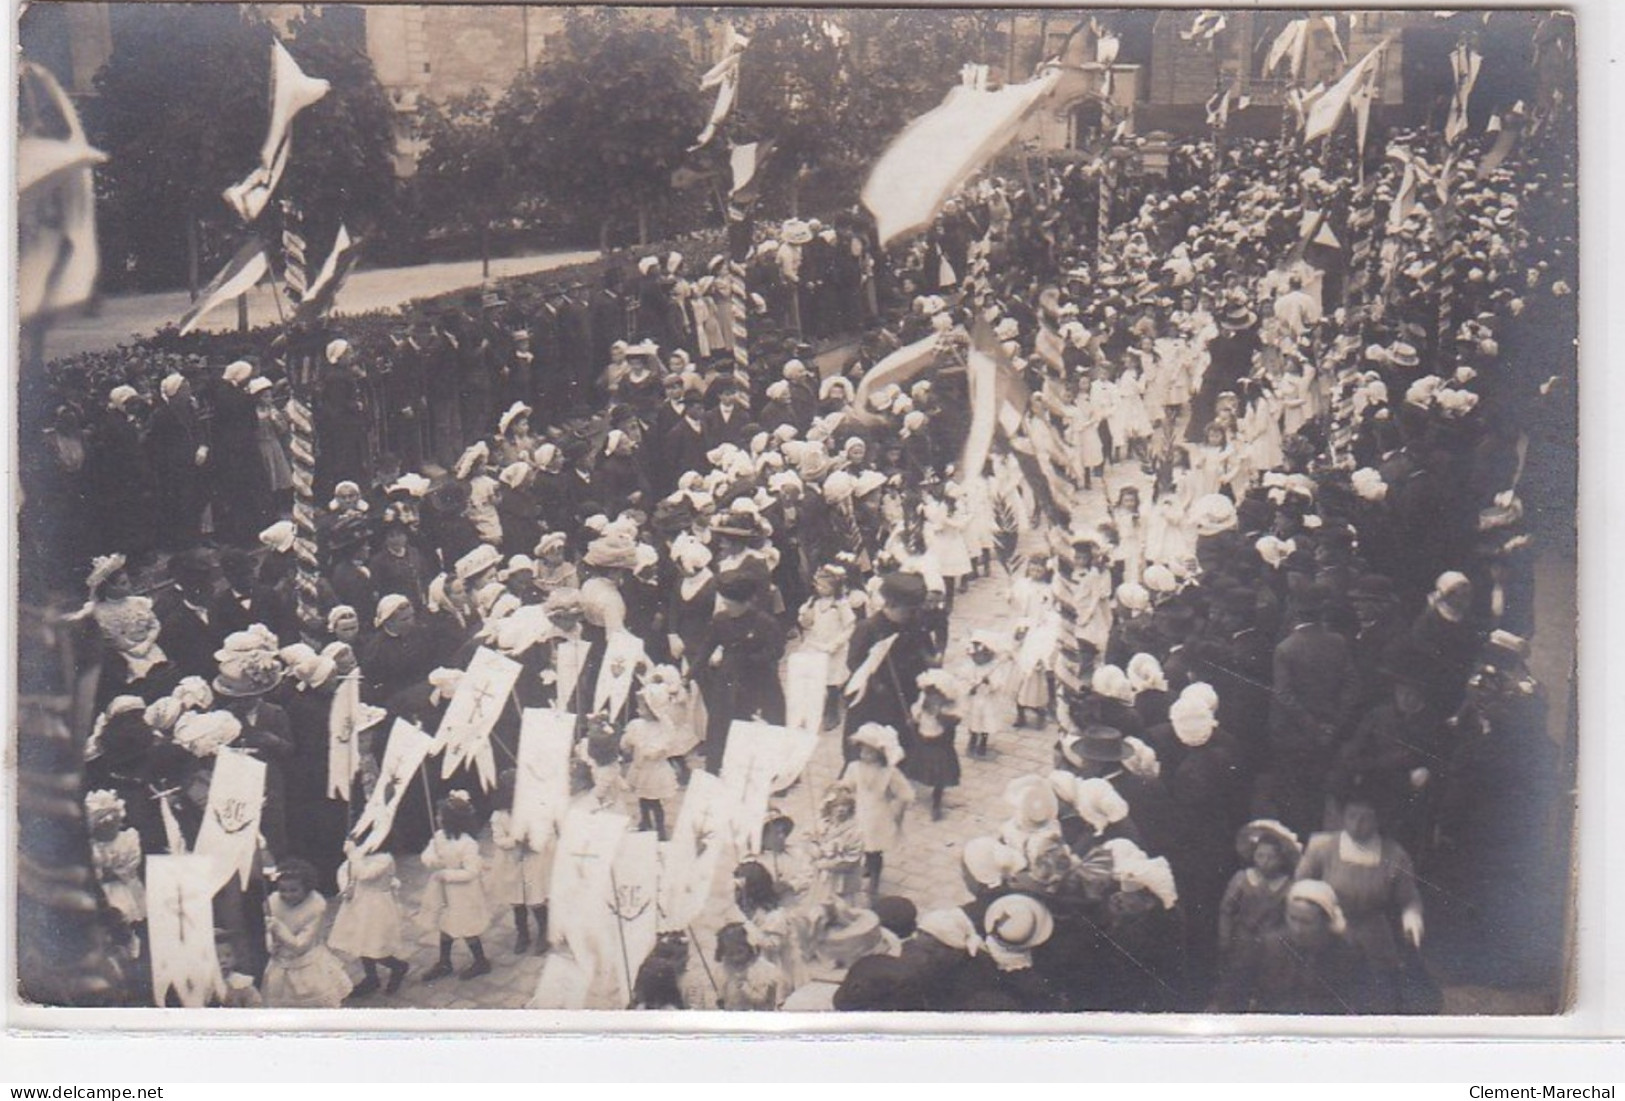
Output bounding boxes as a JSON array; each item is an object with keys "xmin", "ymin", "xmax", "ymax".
[
  {"xmin": 862, "ymin": 69, "xmax": 1061, "ymax": 247},
  {"xmin": 553, "ymin": 638, "xmax": 592, "ymax": 711},
  {"xmin": 18, "ymin": 62, "xmax": 106, "ymax": 324},
  {"xmin": 513, "ymin": 708, "xmax": 575, "ymax": 849},
  {"xmin": 658, "ymin": 771, "xmax": 730, "ymax": 932},
  {"xmin": 176, "ymin": 239, "xmax": 269, "ymax": 336},
  {"xmin": 435, "ymin": 646, "xmax": 521, "ymax": 788},
  {"xmin": 352, "ymin": 719, "xmax": 434, "ymax": 856},
  {"xmin": 607, "ymin": 830, "xmax": 661, "ymax": 1007},
  {"xmin": 691, "ymin": 27, "xmax": 748, "ymax": 150},
  {"xmin": 1304, "ymin": 41, "xmax": 1388, "ymax": 143},
  {"xmin": 720, "ymin": 720, "xmax": 816, "ymax": 855},
  {"xmin": 192, "ymin": 748, "xmax": 266, "ymax": 890},
  {"xmin": 328, "ymin": 672, "xmax": 385, "ymax": 800},
  {"xmin": 145, "ymin": 855, "xmax": 223, "ymax": 1008},
  {"xmin": 547, "ymin": 806, "xmax": 629, "ymax": 967},
  {"xmin": 593, "ymin": 630, "xmax": 650, "ymax": 720},
  {"xmin": 223, "ymin": 40, "xmax": 330, "ymax": 223},
  {"xmin": 783, "ymin": 649, "xmax": 830, "ymax": 736},
  {"xmin": 844, "ymin": 633, "xmax": 898, "ymax": 706}
]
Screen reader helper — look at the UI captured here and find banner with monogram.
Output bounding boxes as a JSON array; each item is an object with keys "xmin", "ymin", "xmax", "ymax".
[
  {"xmin": 192, "ymin": 747, "xmax": 266, "ymax": 890},
  {"xmin": 526, "ymin": 949, "xmax": 593, "ymax": 1010},
  {"xmin": 513, "ymin": 708, "xmax": 576, "ymax": 848},
  {"xmin": 328, "ymin": 671, "xmax": 386, "ymax": 800},
  {"xmin": 592, "ymin": 629, "xmax": 649, "ymax": 719},
  {"xmin": 435, "ymin": 646, "xmax": 521, "ymax": 788},
  {"xmin": 146, "ymin": 854, "xmax": 224, "ymax": 1007},
  {"xmin": 720, "ymin": 720, "xmax": 817, "ymax": 856},
  {"xmin": 607, "ymin": 829, "xmax": 660, "ymax": 1006},
  {"xmin": 783, "ymin": 649, "xmax": 829, "ymax": 737},
  {"xmin": 352, "ymin": 718, "xmax": 435, "ymax": 856},
  {"xmin": 553, "ymin": 637, "xmax": 592, "ymax": 711},
  {"xmin": 658, "ymin": 769, "xmax": 730, "ymax": 932},
  {"xmin": 547, "ymin": 806, "xmax": 630, "ymax": 967}
]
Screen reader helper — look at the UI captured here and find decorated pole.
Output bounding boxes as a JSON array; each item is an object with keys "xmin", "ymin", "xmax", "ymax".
[
  {"xmin": 278, "ymin": 199, "xmax": 323, "ymax": 644},
  {"xmin": 726, "ymin": 199, "xmax": 752, "ymax": 374}
]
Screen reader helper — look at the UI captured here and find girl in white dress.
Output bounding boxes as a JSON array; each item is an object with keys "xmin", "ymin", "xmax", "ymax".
[
  {"xmin": 263, "ymin": 859, "xmax": 353, "ymax": 1008},
  {"xmin": 327, "ymin": 841, "xmax": 411, "ymax": 996},
  {"xmin": 922, "ymin": 484, "xmax": 974, "ymax": 595},
  {"xmin": 488, "ymin": 769, "xmax": 555, "ymax": 954},
  {"xmin": 1145, "ymin": 468, "xmax": 1199, "ymax": 571},
  {"xmin": 1010, "ymin": 558, "xmax": 1060, "ymax": 726},
  {"xmin": 796, "ymin": 563, "xmax": 860, "ymax": 728},
  {"xmin": 958, "ymin": 474, "xmax": 998, "ymax": 578},
  {"xmin": 1112, "ymin": 362, "xmax": 1155, "ymax": 466},
  {"xmin": 418, "ymin": 792, "xmax": 492, "ymax": 981}
]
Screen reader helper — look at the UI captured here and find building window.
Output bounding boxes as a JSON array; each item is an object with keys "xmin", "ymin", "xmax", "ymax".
[{"xmin": 423, "ymin": 62, "xmax": 432, "ymax": 74}]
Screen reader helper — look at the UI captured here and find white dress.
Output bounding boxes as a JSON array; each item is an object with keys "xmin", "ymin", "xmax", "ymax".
[
  {"xmin": 1112, "ymin": 367, "xmax": 1154, "ymax": 444},
  {"xmin": 488, "ymin": 809, "xmax": 555, "ymax": 906},
  {"xmin": 797, "ymin": 594, "xmax": 858, "ymax": 687},
  {"xmin": 840, "ymin": 759, "xmax": 913, "ymax": 854},
  {"xmin": 923, "ymin": 498, "xmax": 973, "ymax": 579},
  {"xmin": 91, "ymin": 829, "xmax": 146, "ymax": 925},
  {"xmin": 957, "ymin": 655, "xmax": 1016, "ymax": 736},
  {"xmin": 327, "ymin": 849, "xmax": 407, "ymax": 960},
  {"xmin": 263, "ymin": 892, "xmax": 353, "ymax": 1008},
  {"xmin": 958, "ymin": 476, "xmax": 997, "ymax": 558},
  {"xmin": 419, "ymin": 831, "xmax": 490, "ymax": 939},
  {"xmin": 1010, "ymin": 576, "xmax": 1060, "ymax": 709}
]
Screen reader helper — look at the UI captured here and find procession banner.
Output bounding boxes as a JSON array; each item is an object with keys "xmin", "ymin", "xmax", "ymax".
[
  {"xmin": 328, "ymin": 671, "xmax": 386, "ymax": 800},
  {"xmin": 593, "ymin": 630, "xmax": 649, "ymax": 719},
  {"xmin": 435, "ymin": 646, "xmax": 522, "ymax": 788},
  {"xmin": 554, "ymin": 637, "xmax": 592, "ymax": 711},
  {"xmin": 513, "ymin": 708, "xmax": 575, "ymax": 849},
  {"xmin": 658, "ymin": 770, "xmax": 730, "ymax": 932},
  {"xmin": 862, "ymin": 68, "xmax": 1060, "ymax": 247},
  {"xmin": 145, "ymin": 854, "xmax": 223, "ymax": 1008},
  {"xmin": 720, "ymin": 720, "xmax": 816, "ymax": 855},
  {"xmin": 352, "ymin": 719, "xmax": 434, "ymax": 856},
  {"xmin": 608, "ymin": 830, "xmax": 661, "ymax": 1006},
  {"xmin": 783, "ymin": 649, "xmax": 830, "ymax": 738},
  {"xmin": 547, "ymin": 806, "xmax": 630, "ymax": 966},
  {"xmin": 852, "ymin": 334, "xmax": 939, "ymax": 412},
  {"xmin": 526, "ymin": 950, "xmax": 592, "ymax": 1010},
  {"xmin": 192, "ymin": 747, "xmax": 266, "ymax": 891},
  {"xmin": 18, "ymin": 62, "xmax": 105, "ymax": 324}
]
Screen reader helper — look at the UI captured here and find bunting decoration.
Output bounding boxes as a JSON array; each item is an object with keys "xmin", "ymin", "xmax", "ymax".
[
  {"xmin": 176, "ymin": 239, "xmax": 269, "ymax": 336},
  {"xmin": 19, "ymin": 62, "xmax": 106, "ymax": 325},
  {"xmin": 513, "ymin": 708, "xmax": 576, "ymax": 849},
  {"xmin": 434, "ymin": 646, "xmax": 522, "ymax": 789},
  {"xmin": 223, "ymin": 39, "xmax": 330, "ymax": 224},
  {"xmin": 191, "ymin": 748, "xmax": 266, "ymax": 891},
  {"xmin": 352, "ymin": 719, "xmax": 435, "ymax": 856},
  {"xmin": 145, "ymin": 855, "xmax": 223, "ymax": 1008},
  {"xmin": 1446, "ymin": 43, "xmax": 1483, "ymax": 145}
]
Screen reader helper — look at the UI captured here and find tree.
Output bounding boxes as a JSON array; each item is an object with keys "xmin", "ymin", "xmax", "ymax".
[
  {"xmin": 496, "ymin": 9, "xmax": 705, "ymax": 249},
  {"xmin": 85, "ymin": 4, "xmax": 399, "ymax": 292},
  {"xmin": 411, "ymin": 89, "xmax": 514, "ymax": 276}
]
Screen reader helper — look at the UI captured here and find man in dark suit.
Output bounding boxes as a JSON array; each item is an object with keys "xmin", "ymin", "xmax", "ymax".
[
  {"xmin": 703, "ymin": 381, "xmax": 753, "ymax": 451},
  {"xmin": 146, "ymin": 373, "xmax": 208, "ymax": 551},
  {"xmin": 155, "ymin": 548, "xmax": 226, "ymax": 682},
  {"xmin": 1266, "ymin": 583, "xmax": 1362, "ymax": 837}
]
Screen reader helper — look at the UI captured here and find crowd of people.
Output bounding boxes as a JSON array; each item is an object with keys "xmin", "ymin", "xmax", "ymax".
[{"xmin": 32, "ymin": 94, "xmax": 1574, "ymax": 1014}]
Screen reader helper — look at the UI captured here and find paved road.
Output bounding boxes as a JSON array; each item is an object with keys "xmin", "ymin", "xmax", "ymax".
[{"xmin": 42, "ymin": 250, "xmax": 601, "ymax": 362}]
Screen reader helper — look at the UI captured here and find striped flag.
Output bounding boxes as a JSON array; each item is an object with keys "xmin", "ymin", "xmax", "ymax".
[
  {"xmin": 1445, "ymin": 43, "xmax": 1483, "ymax": 145},
  {"xmin": 294, "ymin": 224, "xmax": 360, "ymax": 322},
  {"xmin": 176, "ymin": 238, "xmax": 269, "ymax": 335},
  {"xmin": 1304, "ymin": 41, "xmax": 1389, "ymax": 143},
  {"xmin": 223, "ymin": 40, "xmax": 329, "ymax": 223},
  {"xmin": 691, "ymin": 27, "xmax": 748, "ymax": 150}
]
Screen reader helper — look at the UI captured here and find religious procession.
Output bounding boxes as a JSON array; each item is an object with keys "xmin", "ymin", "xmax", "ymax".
[{"xmin": 16, "ymin": 6, "xmax": 1576, "ymax": 1017}]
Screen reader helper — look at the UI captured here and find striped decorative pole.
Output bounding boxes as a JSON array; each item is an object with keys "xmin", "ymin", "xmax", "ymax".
[
  {"xmin": 726, "ymin": 201, "xmax": 752, "ymax": 373},
  {"xmin": 1434, "ymin": 158, "xmax": 1461, "ymax": 372},
  {"xmin": 279, "ymin": 200, "xmax": 322, "ymax": 643}
]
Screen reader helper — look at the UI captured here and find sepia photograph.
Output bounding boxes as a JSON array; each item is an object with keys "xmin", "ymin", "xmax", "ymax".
[{"xmin": 13, "ymin": 3, "xmax": 1579, "ymax": 1022}]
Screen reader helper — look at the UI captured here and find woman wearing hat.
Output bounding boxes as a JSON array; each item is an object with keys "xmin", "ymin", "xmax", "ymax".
[
  {"xmin": 694, "ymin": 570, "xmax": 787, "ymax": 773},
  {"xmin": 1214, "ymin": 879, "xmax": 1367, "ymax": 1014}
]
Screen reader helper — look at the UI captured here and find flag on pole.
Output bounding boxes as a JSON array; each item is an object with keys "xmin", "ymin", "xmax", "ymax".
[
  {"xmin": 1264, "ymin": 20, "xmax": 1309, "ymax": 79},
  {"xmin": 852, "ymin": 334, "xmax": 939, "ymax": 411},
  {"xmin": 223, "ymin": 40, "xmax": 330, "ymax": 223},
  {"xmin": 192, "ymin": 748, "xmax": 266, "ymax": 890},
  {"xmin": 18, "ymin": 62, "xmax": 106, "ymax": 325},
  {"xmin": 959, "ymin": 316, "xmax": 1004, "ymax": 482},
  {"xmin": 512, "ymin": 708, "xmax": 574, "ymax": 854},
  {"xmin": 862, "ymin": 69, "xmax": 1061, "ymax": 247},
  {"xmin": 729, "ymin": 140, "xmax": 774, "ymax": 203},
  {"xmin": 691, "ymin": 27, "xmax": 748, "ymax": 150},
  {"xmin": 553, "ymin": 638, "xmax": 593, "ymax": 712},
  {"xmin": 1350, "ymin": 59, "xmax": 1381, "ymax": 169},
  {"xmin": 547, "ymin": 806, "xmax": 629, "ymax": 969},
  {"xmin": 295, "ymin": 224, "xmax": 360, "ymax": 322},
  {"xmin": 176, "ymin": 239, "xmax": 269, "ymax": 335},
  {"xmin": 719, "ymin": 720, "xmax": 817, "ymax": 855},
  {"xmin": 1304, "ymin": 41, "xmax": 1388, "ymax": 143},
  {"xmin": 327, "ymin": 670, "xmax": 385, "ymax": 799},
  {"xmin": 435, "ymin": 647, "xmax": 521, "ymax": 789},
  {"xmin": 593, "ymin": 630, "xmax": 650, "ymax": 719},
  {"xmin": 352, "ymin": 719, "xmax": 434, "ymax": 855},
  {"xmin": 1446, "ymin": 43, "xmax": 1483, "ymax": 145},
  {"xmin": 658, "ymin": 770, "xmax": 730, "ymax": 932},
  {"xmin": 1205, "ymin": 88, "xmax": 1232, "ymax": 131},
  {"xmin": 145, "ymin": 855, "xmax": 223, "ymax": 1008}
]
